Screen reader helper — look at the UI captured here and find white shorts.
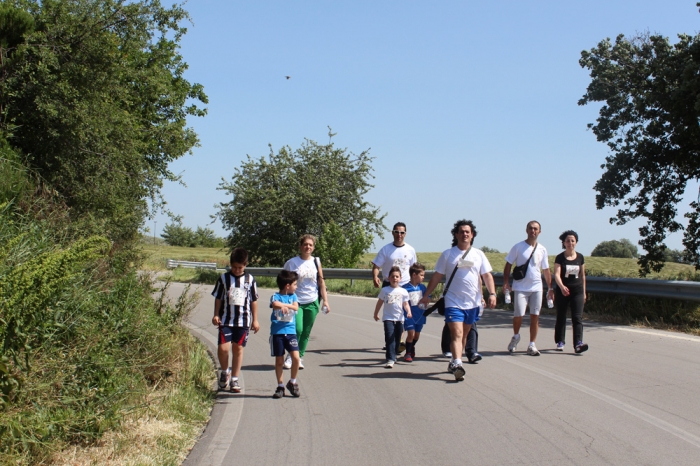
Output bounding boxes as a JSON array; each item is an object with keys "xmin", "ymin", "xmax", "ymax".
[{"xmin": 514, "ymin": 290, "xmax": 542, "ymax": 317}]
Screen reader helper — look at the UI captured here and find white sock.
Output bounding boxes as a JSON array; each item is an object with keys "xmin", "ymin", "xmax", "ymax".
[
  {"xmin": 529, "ymin": 342, "xmax": 535, "ymax": 346},
  {"xmin": 454, "ymin": 359, "xmax": 463, "ymax": 365},
  {"xmin": 290, "ymin": 378, "xmax": 297, "ymax": 384},
  {"xmin": 222, "ymin": 367, "xmax": 230, "ymax": 373},
  {"xmin": 278, "ymin": 383, "xmax": 284, "ymax": 387},
  {"xmin": 231, "ymin": 376, "xmax": 238, "ymax": 382}
]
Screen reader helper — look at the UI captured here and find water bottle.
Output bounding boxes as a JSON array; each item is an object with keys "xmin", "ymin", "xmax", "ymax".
[
  {"xmin": 321, "ymin": 304, "xmax": 329, "ymax": 314},
  {"xmin": 504, "ymin": 290, "xmax": 511, "ymax": 304},
  {"xmin": 418, "ymin": 303, "xmax": 427, "ymax": 310},
  {"xmin": 547, "ymin": 297, "xmax": 554, "ymax": 309}
]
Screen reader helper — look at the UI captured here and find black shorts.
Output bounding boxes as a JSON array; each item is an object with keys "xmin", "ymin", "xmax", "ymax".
[
  {"xmin": 218, "ymin": 326, "xmax": 250, "ymax": 347},
  {"xmin": 269, "ymin": 334, "xmax": 299, "ymax": 357}
]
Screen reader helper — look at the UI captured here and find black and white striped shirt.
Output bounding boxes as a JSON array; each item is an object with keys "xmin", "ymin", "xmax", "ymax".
[{"xmin": 211, "ymin": 272, "xmax": 259, "ymax": 328}]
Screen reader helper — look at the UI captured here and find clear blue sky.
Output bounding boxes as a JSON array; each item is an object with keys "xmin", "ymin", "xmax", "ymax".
[{"xmin": 151, "ymin": 0, "xmax": 700, "ymax": 255}]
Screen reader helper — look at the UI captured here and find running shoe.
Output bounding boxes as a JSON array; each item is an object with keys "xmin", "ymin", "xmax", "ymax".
[
  {"xmin": 556, "ymin": 341, "xmax": 565, "ymax": 351},
  {"xmin": 575, "ymin": 342, "xmax": 589, "ymax": 354},
  {"xmin": 447, "ymin": 362, "xmax": 456, "ymax": 374},
  {"xmin": 452, "ymin": 364, "xmax": 466, "ymax": 381},
  {"xmin": 273, "ymin": 386, "xmax": 285, "ymax": 399},
  {"xmin": 286, "ymin": 380, "xmax": 300, "ymax": 397},
  {"xmin": 385, "ymin": 360, "xmax": 395, "ymax": 369},
  {"xmin": 218, "ymin": 369, "xmax": 230, "ymax": 390},
  {"xmin": 299, "ymin": 358, "xmax": 304, "ymax": 369},
  {"xmin": 230, "ymin": 379, "xmax": 241, "ymax": 393},
  {"xmin": 283, "ymin": 353, "xmax": 292, "ymax": 369},
  {"xmin": 508, "ymin": 334, "xmax": 521, "ymax": 353},
  {"xmin": 443, "ymin": 351, "xmax": 453, "ymax": 358},
  {"xmin": 398, "ymin": 341, "xmax": 406, "ymax": 354},
  {"xmin": 404, "ymin": 353, "xmax": 413, "ymax": 363},
  {"xmin": 527, "ymin": 343, "xmax": 540, "ymax": 356},
  {"xmin": 467, "ymin": 353, "xmax": 482, "ymax": 364}
]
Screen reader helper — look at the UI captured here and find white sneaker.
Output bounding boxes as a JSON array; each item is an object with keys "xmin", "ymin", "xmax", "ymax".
[
  {"xmin": 527, "ymin": 343, "xmax": 540, "ymax": 356},
  {"xmin": 443, "ymin": 351, "xmax": 453, "ymax": 358},
  {"xmin": 508, "ymin": 334, "xmax": 520, "ymax": 353},
  {"xmin": 298, "ymin": 358, "xmax": 304, "ymax": 369},
  {"xmin": 283, "ymin": 353, "xmax": 292, "ymax": 369},
  {"xmin": 385, "ymin": 360, "xmax": 395, "ymax": 369},
  {"xmin": 218, "ymin": 369, "xmax": 231, "ymax": 390}
]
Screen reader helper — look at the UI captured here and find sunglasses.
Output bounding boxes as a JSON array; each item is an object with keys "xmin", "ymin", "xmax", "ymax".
[{"xmin": 392, "ymin": 230, "xmax": 406, "ymax": 235}]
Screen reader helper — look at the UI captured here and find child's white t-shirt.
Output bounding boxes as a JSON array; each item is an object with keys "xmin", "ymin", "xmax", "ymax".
[{"xmin": 377, "ymin": 286, "xmax": 409, "ymax": 321}]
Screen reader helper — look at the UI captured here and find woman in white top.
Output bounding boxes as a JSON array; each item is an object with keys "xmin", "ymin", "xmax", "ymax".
[{"xmin": 282, "ymin": 234, "xmax": 331, "ymax": 369}]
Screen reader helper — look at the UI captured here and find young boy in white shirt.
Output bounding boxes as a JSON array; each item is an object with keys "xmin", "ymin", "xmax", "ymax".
[{"xmin": 374, "ymin": 266, "xmax": 412, "ymax": 368}]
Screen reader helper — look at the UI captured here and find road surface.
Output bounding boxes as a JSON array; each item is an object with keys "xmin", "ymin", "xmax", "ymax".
[{"xmin": 165, "ymin": 282, "xmax": 700, "ymax": 466}]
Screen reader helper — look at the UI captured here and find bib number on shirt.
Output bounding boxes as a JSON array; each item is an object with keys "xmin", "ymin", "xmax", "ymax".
[
  {"xmin": 408, "ymin": 291, "xmax": 422, "ymax": 306},
  {"xmin": 565, "ymin": 265, "xmax": 580, "ymax": 279},
  {"xmin": 229, "ymin": 287, "xmax": 246, "ymax": 306}
]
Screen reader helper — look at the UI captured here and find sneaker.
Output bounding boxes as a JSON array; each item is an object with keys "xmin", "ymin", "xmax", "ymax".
[
  {"xmin": 298, "ymin": 358, "xmax": 304, "ymax": 369},
  {"xmin": 286, "ymin": 380, "xmax": 300, "ymax": 397},
  {"xmin": 273, "ymin": 386, "xmax": 285, "ymax": 399},
  {"xmin": 283, "ymin": 353, "xmax": 292, "ymax": 369},
  {"xmin": 467, "ymin": 353, "xmax": 482, "ymax": 364},
  {"xmin": 382, "ymin": 345, "xmax": 387, "ymax": 350},
  {"xmin": 385, "ymin": 360, "xmax": 395, "ymax": 369},
  {"xmin": 411, "ymin": 348, "xmax": 416, "ymax": 358},
  {"xmin": 556, "ymin": 341, "xmax": 565, "ymax": 351},
  {"xmin": 527, "ymin": 344, "xmax": 540, "ymax": 356},
  {"xmin": 404, "ymin": 353, "xmax": 413, "ymax": 363},
  {"xmin": 218, "ymin": 369, "xmax": 230, "ymax": 390},
  {"xmin": 443, "ymin": 351, "xmax": 453, "ymax": 358},
  {"xmin": 575, "ymin": 342, "xmax": 589, "ymax": 354},
  {"xmin": 230, "ymin": 379, "xmax": 241, "ymax": 393},
  {"xmin": 452, "ymin": 363, "xmax": 466, "ymax": 381},
  {"xmin": 508, "ymin": 334, "xmax": 521, "ymax": 353},
  {"xmin": 447, "ymin": 362, "xmax": 456, "ymax": 374},
  {"xmin": 398, "ymin": 341, "xmax": 406, "ymax": 354}
]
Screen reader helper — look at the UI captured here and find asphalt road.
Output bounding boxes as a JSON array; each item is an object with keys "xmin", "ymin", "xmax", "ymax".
[{"xmin": 167, "ymin": 281, "xmax": 700, "ymax": 466}]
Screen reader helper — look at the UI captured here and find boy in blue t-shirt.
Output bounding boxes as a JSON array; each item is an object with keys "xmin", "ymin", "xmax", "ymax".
[
  {"xmin": 270, "ymin": 270, "xmax": 301, "ymax": 398},
  {"xmin": 402, "ymin": 263, "xmax": 428, "ymax": 362}
]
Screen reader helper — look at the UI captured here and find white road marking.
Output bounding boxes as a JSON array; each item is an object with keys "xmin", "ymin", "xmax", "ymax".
[
  {"xmin": 609, "ymin": 326, "xmax": 700, "ymax": 342},
  {"xmin": 497, "ymin": 355, "xmax": 700, "ymax": 450},
  {"xmin": 185, "ymin": 323, "xmax": 245, "ymax": 466}
]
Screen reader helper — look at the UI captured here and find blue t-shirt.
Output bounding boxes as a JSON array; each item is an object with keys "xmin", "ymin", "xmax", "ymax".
[
  {"xmin": 270, "ymin": 292, "xmax": 298, "ymax": 335},
  {"xmin": 403, "ymin": 282, "xmax": 428, "ymax": 324}
]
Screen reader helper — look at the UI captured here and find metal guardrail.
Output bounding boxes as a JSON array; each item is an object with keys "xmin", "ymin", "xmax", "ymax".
[
  {"xmin": 243, "ymin": 267, "xmax": 700, "ymax": 302},
  {"xmin": 167, "ymin": 259, "xmax": 217, "ymax": 270}
]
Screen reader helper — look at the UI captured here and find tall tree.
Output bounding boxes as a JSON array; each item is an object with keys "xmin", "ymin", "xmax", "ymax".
[
  {"xmin": 579, "ymin": 27, "xmax": 700, "ymax": 275},
  {"xmin": 0, "ymin": 0, "xmax": 207, "ymax": 243},
  {"xmin": 216, "ymin": 130, "xmax": 386, "ymax": 266}
]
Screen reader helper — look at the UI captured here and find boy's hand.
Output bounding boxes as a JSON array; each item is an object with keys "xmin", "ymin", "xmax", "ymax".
[
  {"xmin": 251, "ymin": 320, "xmax": 260, "ymax": 333},
  {"xmin": 373, "ymin": 313, "xmax": 380, "ymax": 322},
  {"xmin": 212, "ymin": 316, "xmax": 221, "ymax": 326}
]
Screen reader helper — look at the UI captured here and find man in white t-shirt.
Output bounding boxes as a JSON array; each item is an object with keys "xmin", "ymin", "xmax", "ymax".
[
  {"xmin": 419, "ymin": 220, "xmax": 497, "ymax": 381},
  {"xmin": 372, "ymin": 222, "xmax": 418, "ymax": 288},
  {"xmin": 502, "ymin": 220, "xmax": 554, "ymax": 356}
]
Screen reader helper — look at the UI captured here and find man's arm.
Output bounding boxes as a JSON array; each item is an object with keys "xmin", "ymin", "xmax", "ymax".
[
  {"xmin": 482, "ymin": 272, "xmax": 497, "ymax": 309},
  {"xmin": 419, "ymin": 272, "xmax": 444, "ymax": 306},
  {"xmin": 503, "ymin": 262, "xmax": 513, "ymax": 292},
  {"xmin": 543, "ymin": 268, "xmax": 554, "ymax": 300},
  {"xmin": 372, "ymin": 263, "xmax": 382, "ymax": 288}
]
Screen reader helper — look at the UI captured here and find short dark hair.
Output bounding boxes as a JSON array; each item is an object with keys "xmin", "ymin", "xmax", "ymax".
[
  {"xmin": 451, "ymin": 219, "xmax": 477, "ymax": 247},
  {"xmin": 559, "ymin": 230, "xmax": 579, "ymax": 248},
  {"xmin": 409, "ymin": 263, "xmax": 426, "ymax": 276},
  {"xmin": 230, "ymin": 247, "xmax": 248, "ymax": 265},
  {"xmin": 527, "ymin": 220, "xmax": 541, "ymax": 230},
  {"xmin": 388, "ymin": 265, "xmax": 402, "ymax": 277},
  {"xmin": 392, "ymin": 222, "xmax": 406, "ymax": 231},
  {"xmin": 277, "ymin": 270, "xmax": 298, "ymax": 289}
]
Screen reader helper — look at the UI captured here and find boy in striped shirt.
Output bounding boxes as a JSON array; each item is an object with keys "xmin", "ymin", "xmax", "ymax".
[{"xmin": 212, "ymin": 248, "xmax": 260, "ymax": 393}]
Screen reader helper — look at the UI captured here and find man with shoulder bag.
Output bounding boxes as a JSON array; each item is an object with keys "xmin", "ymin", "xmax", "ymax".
[
  {"xmin": 420, "ymin": 220, "xmax": 497, "ymax": 381},
  {"xmin": 502, "ymin": 220, "xmax": 554, "ymax": 356}
]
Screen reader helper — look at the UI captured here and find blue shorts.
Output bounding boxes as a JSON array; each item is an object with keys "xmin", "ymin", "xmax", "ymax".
[
  {"xmin": 404, "ymin": 315, "xmax": 427, "ymax": 332},
  {"xmin": 444, "ymin": 307, "xmax": 479, "ymax": 324},
  {"xmin": 270, "ymin": 334, "xmax": 299, "ymax": 357},
  {"xmin": 218, "ymin": 326, "xmax": 249, "ymax": 347}
]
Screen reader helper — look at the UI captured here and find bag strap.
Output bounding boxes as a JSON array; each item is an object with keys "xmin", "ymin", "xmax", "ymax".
[
  {"xmin": 443, "ymin": 247, "xmax": 471, "ymax": 297},
  {"xmin": 525, "ymin": 243, "xmax": 538, "ymax": 265}
]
